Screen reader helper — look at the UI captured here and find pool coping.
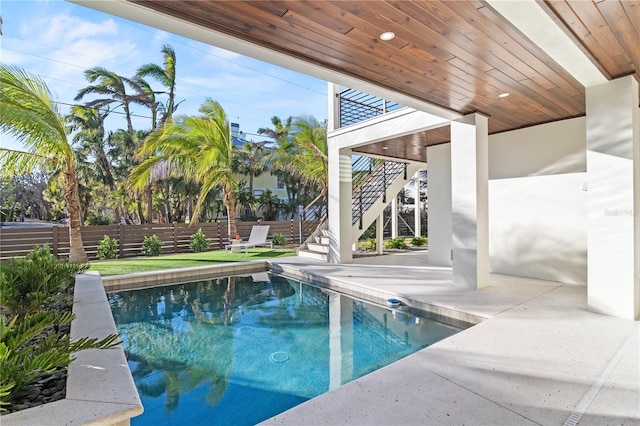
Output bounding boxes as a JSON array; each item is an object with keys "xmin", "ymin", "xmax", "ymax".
[
  {"xmin": 101, "ymin": 260, "xmax": 269, "ymax": 291},
  {"xmin": 2, "ymin": 272, "xmax": 143, "ymax": 426},
  {"xmin": 268, "ymin": 261, "xmax": 485, "ymax": 326}
]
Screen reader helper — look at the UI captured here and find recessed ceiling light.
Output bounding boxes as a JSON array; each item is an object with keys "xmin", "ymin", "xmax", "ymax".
[
  {"xmin": 498, "ymin": 92, "xmax": 510, "ymax": 98},
  {"xmin": 382, "ymin": 146, "xmax": 388, "ymax": 150},
  {"xmin": 379, "ymin": 31, "xmax": 395, "ymax": 41}
]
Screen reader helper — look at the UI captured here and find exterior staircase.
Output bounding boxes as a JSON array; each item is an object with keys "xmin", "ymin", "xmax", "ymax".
[
  {"xmin": 298, "ymin": 224, "xmax": 330, "ymax": 261},
  {"xmin": 352, "ymin": 161, "xmax": 422, "ymax": 242},
  {"xmin": 298, "ymin": 156, "xmax": 420, "ymax": 261}
]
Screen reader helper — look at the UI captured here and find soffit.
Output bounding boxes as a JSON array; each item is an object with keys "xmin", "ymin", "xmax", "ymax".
[
  {"xmin": 544, "ymin": 0, "xmax": 640, "ymax": 82},
  {"xmin": 352, "ymin": 127, "xmax": 450, "ymax": 162},
  {"xmin": 122, "ymin": 0, "xmax": 637, "ymax": 162}
]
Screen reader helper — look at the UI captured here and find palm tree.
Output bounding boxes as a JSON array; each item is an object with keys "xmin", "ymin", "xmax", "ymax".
[
  {"xmin": 68, "ymin": 105, "xmax": 116, "ymax": 189},
  {"xmin": 136, "ymin": 44, "xmax": 179, "ymax": 125},
  {"xmin": 132, "ymin": 76, "xmax": 161, "ymax": 131},
  {"xmin": 257, "ymin": 115, "xmax": 292, "ymax": 144},
  {"xmin": 258, "ymin": 189, "xmax": 282, "ymax": 221},
  {"xmin": 107, "ymin": 128, "xmax": 149, "ymax": 223},
  {"xmin": 75, "ymin": 67, "xmax": 149, "ymax": 133},
  {"xmin": 76, "ymin": 68, "xmax": 159, "ymax": 223},
  {"xmin": 0, "ymin": 64, "xmax": 87, "ymax": 262},
  {"xmin": 131, "ymin": 76, "xmax": 160, "ymax": 223},
  {"xmin": 258, "ymin": 116, "xmax": 303, "ymax": 218},
  {"xmin": 137, "ymin": 45, "xmax": 181, "ymax": 223},
  {"xmin": 290, "ymin": 114, "xmax": 328, "ymax": 206},
  {"xmin": 232, "ymin": 179, "xmax": 256, "ymax": 219},
  {"xmin": 232, "ymin": 141, "xmax": 267, "ymax": 194},
  {"xmin": 130, "ymin": 98, "xmax": 238, "ymax": 238},
  {"xmin": 263, "ymin": 115, "xmax": 327, "ymax": 218}
]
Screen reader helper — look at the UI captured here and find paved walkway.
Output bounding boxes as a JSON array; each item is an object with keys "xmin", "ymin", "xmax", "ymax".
[{"xmin": 264, "ymin": 253, "xmax": 639, "ymax": 425}]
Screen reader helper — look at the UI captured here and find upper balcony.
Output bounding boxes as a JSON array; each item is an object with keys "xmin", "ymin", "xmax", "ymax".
[{"xmin": 338, "ymin": 88, "xmax": 404, "ymax": 128}]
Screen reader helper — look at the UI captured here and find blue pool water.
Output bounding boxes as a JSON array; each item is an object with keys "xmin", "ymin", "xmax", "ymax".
[{"xmin": 109, "ymin": 272, "xmax": 465, "ymax": 425}]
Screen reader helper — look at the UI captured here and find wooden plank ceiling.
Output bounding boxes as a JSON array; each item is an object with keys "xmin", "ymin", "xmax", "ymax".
[{"xmin": 130, "ymin": 0, "xmax": 638, "ymax": 162}]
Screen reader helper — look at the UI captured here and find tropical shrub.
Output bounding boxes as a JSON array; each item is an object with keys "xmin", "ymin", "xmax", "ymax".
[
  {"xmin": 411, "ymin": 236, "xmax": 427, "ymax": 247},
  {"xmin": 141, "ymin": 235, "xmax": 162, "ymax": 256},
  {"xmin": 385, "ymin": 237, "xmax": 408, "ymax": 250},
  {"xmin": 97, "ymin": 235, "xmax": 119, "ymax": 260},
  {"xmin": 0, "ymin": 245, "xmax": 87, "ymax": 318},
  {"xmin": 272, "ymin": 233, "xmax": 286, "ymax": 246},
  {"xmin": 84, "ymin": 212, "xmax": 113, "ymax": 226},
  {"xmin": 0, "ymin": 311, "xmax": 119, "ymax": 410},
  {"xmin": 189, "ymin": 229, "xmax": 210, "ymax": 253}
]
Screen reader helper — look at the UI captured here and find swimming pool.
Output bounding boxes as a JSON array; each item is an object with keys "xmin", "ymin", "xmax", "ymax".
[{"xmin": 108, "ymin": 272, "xmax": 465, "ymax": 425}]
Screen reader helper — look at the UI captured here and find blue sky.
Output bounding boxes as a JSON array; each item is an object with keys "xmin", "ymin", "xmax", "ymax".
[{"xmin": 0, "ymin": 0, "xmax": 328, "ymax": 151}]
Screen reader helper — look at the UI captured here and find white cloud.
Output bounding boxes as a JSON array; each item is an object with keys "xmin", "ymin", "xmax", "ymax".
[{"xmin": 1, "ymin": 0, "xmax": 328, "ymax": 139}]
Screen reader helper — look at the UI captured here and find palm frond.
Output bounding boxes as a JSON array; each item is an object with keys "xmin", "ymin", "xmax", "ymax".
[{"xmin": 0, "ymin": 65, "xmax": 71, "ymax": 173}]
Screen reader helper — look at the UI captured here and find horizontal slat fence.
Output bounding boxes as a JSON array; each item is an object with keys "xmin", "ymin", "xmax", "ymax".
[{"xmin": 0, "ymin": 220, "xmax": 321, "ymax": 261}]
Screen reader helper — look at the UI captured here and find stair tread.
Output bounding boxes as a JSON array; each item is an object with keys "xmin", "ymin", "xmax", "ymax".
[{"xmin": 300, "ymin": 249, "xmax": 327, "ymax": 254}]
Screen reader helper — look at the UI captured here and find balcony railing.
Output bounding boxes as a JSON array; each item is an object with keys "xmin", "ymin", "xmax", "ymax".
[{"xmin": 339, "ymin": 88, "xmax": 403, "ymax": 128}]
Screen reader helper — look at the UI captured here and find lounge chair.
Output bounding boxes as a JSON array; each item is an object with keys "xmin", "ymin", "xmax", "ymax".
[{"xmin": 225, "ymin": 225, "xmax": 273, "ymax": 254}]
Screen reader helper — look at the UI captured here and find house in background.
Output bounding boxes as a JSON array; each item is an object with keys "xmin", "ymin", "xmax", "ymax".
[
  {"xmin": 75, "ymin": 1, "xmax": 638, "ymax": 321},
  {"xmin": 231, "ymin": 122, "xmax": 289, "ymax": 219}
]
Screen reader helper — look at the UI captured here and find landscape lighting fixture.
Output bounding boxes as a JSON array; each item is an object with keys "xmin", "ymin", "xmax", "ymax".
[{"xmin": 379, "ymin": 31, "xmax": 395, "ymax": 41}]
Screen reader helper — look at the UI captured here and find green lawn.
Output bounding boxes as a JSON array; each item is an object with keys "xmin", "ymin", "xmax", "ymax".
[{"xmin": 89, "ymin": 247, "xmax": 296, "ymax": 276}]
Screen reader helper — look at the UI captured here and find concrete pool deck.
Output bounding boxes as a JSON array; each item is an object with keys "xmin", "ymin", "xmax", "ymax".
[{"xmin": 263, "ymin": 253, "xmax": 639, "ymax": 425}]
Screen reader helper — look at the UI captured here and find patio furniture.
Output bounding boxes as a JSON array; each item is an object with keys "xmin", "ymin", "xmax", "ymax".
[{"xmin": 225, "ymin": 225, "xmax": 272, "ymax": 255}]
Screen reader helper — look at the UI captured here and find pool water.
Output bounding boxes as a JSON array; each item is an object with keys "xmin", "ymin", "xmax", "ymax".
[{"xmin": 108, "ymin": 272, "xmax": 465, "ymax": 425}]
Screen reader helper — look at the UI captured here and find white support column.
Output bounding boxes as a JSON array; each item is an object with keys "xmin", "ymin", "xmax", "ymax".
[
  {"xmin": 328, "ymin": 146, "xmax": 353, "ymax": 263},
  {"xmin": 427, "ymin": 144, "xmax": 452, "ymax": 266},
  {"xmin": 391, "ymin": 197, "xmax": 399, "ymax": 239},
  {"xmin": 450, "ymin": 113, "xmax": 489, "ymax": 289},
  {"xmin": 327, "ymin": 82, "xmax": 340, "ymax": 132},
  {"xmin": 414, "ymin": 171, "xmax": 421, "ymax": 237},
  {"xmin": 586, "ymin": 76, "xmax": 639, "ymax": 320},
  {"xmin": 376, "ymin": 213, "xmax": 384, "ymax": 255}
]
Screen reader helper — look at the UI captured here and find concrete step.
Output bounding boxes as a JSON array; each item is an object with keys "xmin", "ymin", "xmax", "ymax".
[
  {"xmin": 298, "ymin": 248, "xmax": 328, "ymax": 262},
  {"xmin": 307, "ymin": 242, "xmax": 329, "ymax": 253}
]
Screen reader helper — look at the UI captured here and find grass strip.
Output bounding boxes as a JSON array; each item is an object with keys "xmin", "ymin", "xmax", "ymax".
[{"xmin": 89, "ymin": 247, "xmax": 296, "ymax": 276}]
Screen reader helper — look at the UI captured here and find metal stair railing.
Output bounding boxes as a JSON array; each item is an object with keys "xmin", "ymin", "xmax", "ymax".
[
  {"xmin": 352, "ymin": 155, "xmax": 383, "ymax": 190},
  {"xmin": 352, "ymin": 158, "xmax": 407, "ymax": 229}
]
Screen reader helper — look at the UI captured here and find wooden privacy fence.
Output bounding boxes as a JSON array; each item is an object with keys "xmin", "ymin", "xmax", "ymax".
[{"xmin": 0, "ymin": 220, "xmax": 320, "ymax": 261}]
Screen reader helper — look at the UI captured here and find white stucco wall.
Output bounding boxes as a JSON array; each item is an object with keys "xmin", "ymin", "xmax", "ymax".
[{"xmin": 488, "ymin": 117, "xmax": 587, "ymax": 284}]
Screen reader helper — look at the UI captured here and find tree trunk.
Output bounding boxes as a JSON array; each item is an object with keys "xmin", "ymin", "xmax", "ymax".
[
  {"xmin": 223, "ymin": 187, "xmax": 237, "ymax": 240},
  {"xmin": 136, "ymin": 196, "xmax": 145, "ymax": 225},
  {"xmin": 63, "ymin": 163, "xmax": 88, "ymax": 263},
  {"xmin": 124, "ymin": 102, "xmax": 134, "ymax": 133},
  {"xmin": 186, "ymin": 193, "xmax": 192, "ymax": 223},
  {"xmin": 146, "ymin": 185, "xmax": 153, "ymax": 224}
]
